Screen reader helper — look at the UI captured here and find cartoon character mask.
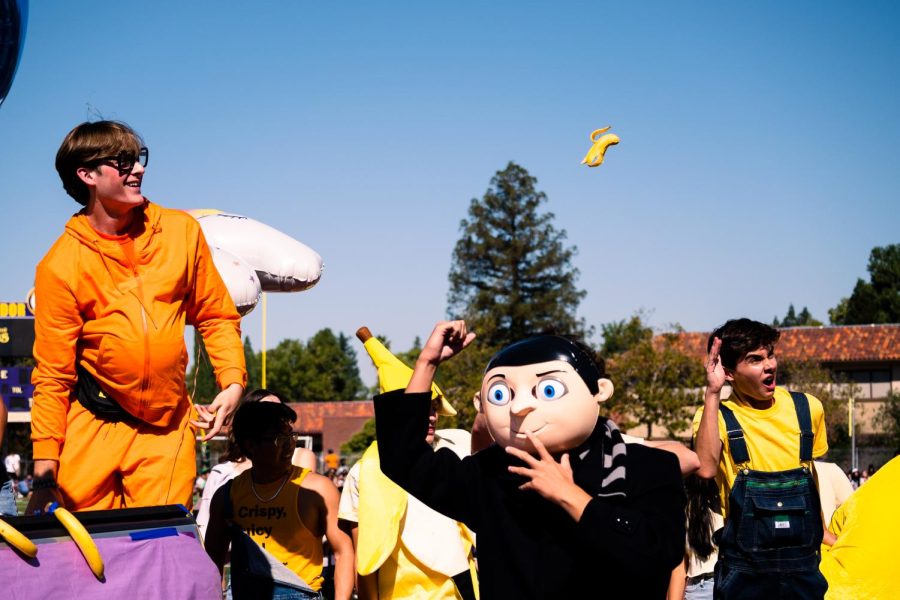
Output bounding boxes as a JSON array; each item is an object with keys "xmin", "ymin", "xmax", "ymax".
[{"xmin": 474, "ymin": 336, "xmax": 614, "ymax": 454}]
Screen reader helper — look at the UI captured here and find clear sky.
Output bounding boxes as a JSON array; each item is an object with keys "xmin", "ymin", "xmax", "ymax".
[{"xmin": 1, "ymin": 2, "xmax": 898, "ymax": 387}]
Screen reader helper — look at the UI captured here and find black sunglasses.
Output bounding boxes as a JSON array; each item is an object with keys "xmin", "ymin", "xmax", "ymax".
[{"xmin": 96, "ymin": 147, "xmax": 149, "ymax": 176}]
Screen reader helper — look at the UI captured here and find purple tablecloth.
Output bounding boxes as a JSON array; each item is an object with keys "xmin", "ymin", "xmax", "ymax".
[{"xmin": 2, "ymin": 531, "xmax": 221, "ymax": 599}]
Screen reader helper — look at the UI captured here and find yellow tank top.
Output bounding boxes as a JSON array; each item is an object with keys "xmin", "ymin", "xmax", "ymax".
[{"xmin": 230, "ymin": 466, "xmax": 324, "ymax": 591}]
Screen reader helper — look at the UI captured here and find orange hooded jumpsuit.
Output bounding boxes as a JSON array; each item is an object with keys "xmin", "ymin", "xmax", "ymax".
[{"xmin": 32, "ymin": 201, "xmax": 246, "ymax": 510}]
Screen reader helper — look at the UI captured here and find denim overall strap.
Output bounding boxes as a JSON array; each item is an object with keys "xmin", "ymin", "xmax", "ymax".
[
  {"xmin": 719, "ymin": 405, "xmax": 750, "ymax": 465},
  {"xmin": 790, "ymin": 392, "xmax": 814, "ymax": 463}
]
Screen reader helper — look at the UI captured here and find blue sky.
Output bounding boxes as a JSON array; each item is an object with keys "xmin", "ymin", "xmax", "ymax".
[{"xmin": 1, "ymin": 2, "xmax": 898, "ymax": 387}]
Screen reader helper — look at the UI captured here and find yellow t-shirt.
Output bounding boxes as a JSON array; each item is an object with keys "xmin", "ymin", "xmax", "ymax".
[
  {"xmin": 820, "ymin": 456, "xmax": 900, "ymax": 599},
  {"xmin": 692, "ymin": 387, "xmax": 828, "ymax": 519}
]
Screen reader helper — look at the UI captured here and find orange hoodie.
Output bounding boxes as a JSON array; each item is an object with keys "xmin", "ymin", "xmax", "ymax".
[{"xmin": 32, "ymin": 201, "xmax": 246, "ymax": 461}]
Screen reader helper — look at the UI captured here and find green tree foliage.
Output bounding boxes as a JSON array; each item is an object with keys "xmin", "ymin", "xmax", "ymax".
[
  {"xmin": 829, "ymin": 244, "xmax": 900, "ymax": 325},
  {"xmin": 773, "ymin": 304, "xmax": 823, "ymax": 327},
  {"xmin": 606, "ymin": 332, "xmax": 705, "ymax": 438},
  {"xmin": 447, "ymin": 162, "xmax": 589, "ymax": 348},
  {"xmin": 443, "ymin": 162, "xmax": 589, "ymax": 429},
  {"xmin": 243, "ymin": 336, "xmax": 261, "ymax": 392},
  {"xmin": 600, "ymin": 313, "xmax": 653, "ymax": 356},
  {"xmin": 342, "ymin": 418, "xmax": 377, "ymax": 454},
  {"xmin": 876, "ymin": 391, "xmax": 900, "ymax": 453},
  {"xmin": 265, "ymin": 328, "xmax": 365, "ymax": 401}
]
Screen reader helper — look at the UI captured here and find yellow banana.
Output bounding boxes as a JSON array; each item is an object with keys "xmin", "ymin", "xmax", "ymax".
[
  {"xmin": 0, "ymin": 517, "xmax": 38, "ymax": 558},
  {"xmin": 356, "ymin": 326, "xmax": 456, "ymax": 416},
  {"xmin": 51, "ymin": 505, "xmax": 105, "ymax": 580},
  {"xmin": 581, "ymin": 126, "xmax": 620, "ymax": 167}
]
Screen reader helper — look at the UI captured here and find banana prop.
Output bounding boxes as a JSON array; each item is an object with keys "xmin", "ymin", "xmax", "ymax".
[
  {"xmin": 0, "ymin": 517, "xmax": 38, "ymax": 558},
  {"xmin": 581, "ymin": 126, "xmax": 620, "ymax": 167},
  {"xmin": 49, "ymin": 503, "xmax": 105, "ymax": 580},
  {"xmin": 356, "ymin": 326, "xmax": 456, "ymax": 416}
]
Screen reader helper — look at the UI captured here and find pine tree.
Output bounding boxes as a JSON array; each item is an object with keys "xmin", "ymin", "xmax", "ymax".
[
  {"xmin": 442, "ymin": 162, "xmax": 589, "ymax": 428},
  {"xmin": 447, "ymin": 162, "xmax": 589, "ymax": 348}
]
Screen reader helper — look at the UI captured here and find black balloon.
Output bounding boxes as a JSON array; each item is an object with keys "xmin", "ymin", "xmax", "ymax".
[{"xmin": 0, "ymin": 0, "xmax": 27, "ymax": 108}]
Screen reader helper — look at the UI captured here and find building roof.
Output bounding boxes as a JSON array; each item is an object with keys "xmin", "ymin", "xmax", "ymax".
[
  {"xmin": 668, "ymin": 324, "xmax": 900, "ymax": 363},
  {"xmin": 287, "ymin": 400, "xmax": 374, "ymax": 431}
]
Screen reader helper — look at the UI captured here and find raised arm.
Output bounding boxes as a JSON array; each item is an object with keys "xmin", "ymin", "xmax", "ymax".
[
  {"xmin": 696, "ymin": 337, "xmax": 725, "ymax": 479},
  {"xmin": 406, "ymin": 320, "xmax": 476, "ymax": 394}
]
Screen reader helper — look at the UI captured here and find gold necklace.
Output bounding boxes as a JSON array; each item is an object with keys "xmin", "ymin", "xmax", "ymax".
[{"xmin": 250, "ymin": 470, "xmax": 291, "ymax": 503}]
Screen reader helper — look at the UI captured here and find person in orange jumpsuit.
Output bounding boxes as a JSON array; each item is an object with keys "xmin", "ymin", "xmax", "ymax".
[{"xmin": 27, "ymin": 120, "xmax": 246, "ymax": 514}]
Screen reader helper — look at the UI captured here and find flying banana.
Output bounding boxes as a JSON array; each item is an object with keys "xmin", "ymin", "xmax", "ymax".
[
  {"xmin": 0, "ymin": 517, "xmax": 37, "ymax": 558},
  {"xmin": 356, "ymin": 326, "xmax": 456, "ymax": 416},
  {"xmin": 50, "ymin": 504, "xmax": 105, "ymax": 580},
  {"xmin": 581, "ymin": 126, "xmax": 620, "ymax": 167}
]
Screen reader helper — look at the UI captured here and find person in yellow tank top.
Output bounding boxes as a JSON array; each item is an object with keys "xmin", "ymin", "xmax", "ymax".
[{"xmin": 205, "ymin": 401, "xmax": 354, "ymax": 600}]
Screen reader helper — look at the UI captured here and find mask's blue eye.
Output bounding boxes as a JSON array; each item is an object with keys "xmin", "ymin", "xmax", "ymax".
[
  {"xmin": 486, "ymin": 382, "xmax": 511, "ymax": 406},
  {"xmin": 537, "ymin": 378, "xmax": 567, "ymax": 401}
]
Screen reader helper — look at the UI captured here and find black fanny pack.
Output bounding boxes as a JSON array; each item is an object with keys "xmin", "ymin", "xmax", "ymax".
[{"xmin": 75, "ymin": 364, "xmax": 135, "ymax": 423}]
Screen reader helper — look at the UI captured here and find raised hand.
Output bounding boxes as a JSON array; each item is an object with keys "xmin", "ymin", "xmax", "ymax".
[
  {"xmin": 418, "ymin": 320, "xmax": 476, "ymax": 367},
  {"xmin": 406, "ymin": 320, "xmax": 475, "ymax": 395},
  {"xmin": 706, "ymin": 337, "xmax": 727, "ymax": 395}
]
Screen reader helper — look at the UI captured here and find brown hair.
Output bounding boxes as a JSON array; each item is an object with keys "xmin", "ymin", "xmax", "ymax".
[
  {"xmin": 55, "ymin": 121, "xmax": 144, "ymax": 206},
  {"xmin": 707, "ymin": 318, "xmax": 780, "ymax": 370}
]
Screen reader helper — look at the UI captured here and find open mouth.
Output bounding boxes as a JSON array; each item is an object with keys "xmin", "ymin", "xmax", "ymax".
[{"xmin": 762, "ymin": 374, "xmax": 776, "ymax": 389}]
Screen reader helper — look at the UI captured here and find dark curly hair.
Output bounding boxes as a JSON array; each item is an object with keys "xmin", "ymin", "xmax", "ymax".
[{"xmin": 707, "ymin": 318, "xmax": 780, "ymax": 370}]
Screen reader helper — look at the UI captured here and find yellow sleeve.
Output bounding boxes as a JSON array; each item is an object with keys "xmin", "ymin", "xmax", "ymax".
[{"xmin": 807, "ymin": 394, "xmax": 829, "ymax": 458}]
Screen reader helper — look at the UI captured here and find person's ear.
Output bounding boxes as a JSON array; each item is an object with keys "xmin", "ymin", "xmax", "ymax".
[
  {"xmin": 76, "ymin": 166, "xmax": 98, "ymax": 187},
  {"xmin": 595, "ymin": 378, "xmax": 614, "ymax": 404},
  {"xmin": 473, "ymin": 390, "xmax": 482, "ymax": 413},
  {"xmin": 724, "ymin": 367, "xmax": 735, "ymax": 382}
]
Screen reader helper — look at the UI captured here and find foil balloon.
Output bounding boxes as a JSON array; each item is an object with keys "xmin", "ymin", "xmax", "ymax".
[
  {"xmin": 0, "ymin": 0, "xmax": 27, "ymax": 108},
  {"xmin": 188, "ymin": 209, "xmax": 324, "ymax": 292},
  {"xmin": 208, "ymin": 246, "xmax": 261, "ymax": 316}
]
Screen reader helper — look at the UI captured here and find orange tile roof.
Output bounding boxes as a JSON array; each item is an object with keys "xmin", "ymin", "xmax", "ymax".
[
  {"xmin": 667, "ymin": 324, "xmax": 900, "ymax": 363},
  {"xmin": 287, "ymin": 400, "xmax": 374, "ymax": 431}
]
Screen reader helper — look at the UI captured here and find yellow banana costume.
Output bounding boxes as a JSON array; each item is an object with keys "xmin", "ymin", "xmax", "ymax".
[
  {"xmin": 581, "ymin": 126, "xmax": 620, "ymax": 167},
  {"xmin": 820, "ymin": 456, "xmax": 900, "ymax": 599},
  {"xmin": 344, "ymin": 328, "xmax": 477, "ymax": 599},
  {"xmin": 50, "ymin": 503, "xmax": 105, "ymax": 580},
  {"xmin": 0, "ymin": 517, "xmax": 38, "ymax": 558},
  {"xmin": 356, "ymin": 327, "xmax": 455, "ymax": 416}
]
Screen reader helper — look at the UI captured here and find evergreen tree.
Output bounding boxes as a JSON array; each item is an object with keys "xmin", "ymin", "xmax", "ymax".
[
  {"xmin": 773, "ymin": 304, "xmax": 822, "ymax": 327},
  {"xmin": 830, "ymin": 244, "xmax": 900, "ymax": 324},
  {"xmin": 442, "ymin": 162, "xmax": 589, "ymax": 428},
  {"xmin": 447, "ymin": 162, "xmax": 589, "ymax": 348}
]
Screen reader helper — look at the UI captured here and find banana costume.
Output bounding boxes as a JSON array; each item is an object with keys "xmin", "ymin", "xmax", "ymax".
[
  {"xmin": 339, "ymin": 329, "xmax": 477, "ymax": 598},
  {"xmin": 820, "ymin": 456, "xmax": 900, "ymax": 599}
]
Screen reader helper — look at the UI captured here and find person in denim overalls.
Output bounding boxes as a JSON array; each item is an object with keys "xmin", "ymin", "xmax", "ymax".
[{"xmin": 694, "ymin": 319, "xmax": 829, "ymax": 600}]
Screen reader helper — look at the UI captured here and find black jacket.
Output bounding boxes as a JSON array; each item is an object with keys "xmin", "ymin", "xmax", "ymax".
[{"xmin": 375, "ymin": 390, "xmax": 686, "ymax": 599}]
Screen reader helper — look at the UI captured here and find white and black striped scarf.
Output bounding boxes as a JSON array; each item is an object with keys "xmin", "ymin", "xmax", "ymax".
[{"xmin": 577, "ymin": 418, "xmax": 628, "ymax": 499}]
